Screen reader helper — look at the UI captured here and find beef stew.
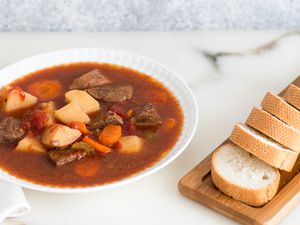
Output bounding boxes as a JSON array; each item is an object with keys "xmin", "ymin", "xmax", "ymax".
[{"xmin": 0, "ymin": 62, "xmax": 183, "ymax": 187}]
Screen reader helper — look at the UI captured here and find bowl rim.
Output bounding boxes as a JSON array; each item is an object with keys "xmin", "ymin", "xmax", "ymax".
[{"xmin": 0, "ymin": 48, "xmax": 198, "ymax": 193}]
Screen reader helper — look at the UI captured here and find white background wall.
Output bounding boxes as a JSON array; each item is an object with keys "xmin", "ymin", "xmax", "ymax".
[{"xmin": 0, "ymin": 0, "xmax": 299, "ymax": 31}]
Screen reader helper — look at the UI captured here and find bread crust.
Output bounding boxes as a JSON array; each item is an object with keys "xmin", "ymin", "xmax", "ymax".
[
  {"xmin": 284, "ymin": 84, "xmax": 300, "ymax": 110},
  {"xmin": 211, "ymin": 144, "xmax": 280, "ymax": 207},
  {"xmin": 261, "ymin": 92, "xmax": 300, "ymax": 130},
  {"xmin": 230, "ymin": 124, "xmax": 298, "ymax": 171},
  {"xmin": 246, "ymin": 107, "xmax": 300, "ymax": 152}
]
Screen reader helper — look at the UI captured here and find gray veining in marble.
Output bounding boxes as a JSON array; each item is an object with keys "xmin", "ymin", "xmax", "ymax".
[
  {"xmin": 1, "ymin": 0, "xmax": 300, "ymax": 31},
  {"xmin": 200, "ymin": 31, "xmax": 300, "ymax": 70}
]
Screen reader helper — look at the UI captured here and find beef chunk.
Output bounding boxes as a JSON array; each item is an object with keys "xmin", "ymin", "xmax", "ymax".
[
  {"xmin": 130, "ymin": 103, "xmax": 162, "ymax": 127},
  {"xmin": 101, "ymin": 111, "xmax": 123, "ymax": 127},
  {"xmin": 69, "ymin": 69, "xmax": 111, "ymax": 90},
  {"xmin": 87, "ymin": 85, "xmax": 133, "ymax": 102},
  {"xmin": 89, "ymin": 111, "xmax": 123, "ymax": 130},
  {"xmin": 48, "ymin": 142, "xmax": 95, "ymax": 166},
  {"xmin": 48, "ymin": 148, "xmax": 87, "ymax": 166},
  {"xmin": 0, "ymin": 117, "xmax": 25, "ymax": 144}
]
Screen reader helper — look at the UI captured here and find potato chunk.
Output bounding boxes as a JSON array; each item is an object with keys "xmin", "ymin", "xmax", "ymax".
[
  {"xmin": 118, "ymin": 136, "xmax": 145, "ymax": 154},
  {"xmin": 55, "ymin": 102, "xmax": 90, "ymax": 124},
  {"xmin": 16, "ymin": 135, "xmax": 46, "ymax": 153},
  {"xmin": 1, "ymin": 87, "xmax": 37, "ymax": 113},
  {"xmin": 43, "ymin": 101, "xmax": 56, "ymax": 126},
  {"xmin": 65, "ymin": 90, "xmax": 100, "ymax": 114},
  {"xmin": 42, "ymin": 124, "xmax": 81, "ymax": 147}
]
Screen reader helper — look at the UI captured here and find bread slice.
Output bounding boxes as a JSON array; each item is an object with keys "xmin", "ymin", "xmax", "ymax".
[
  {"xmin": 230, "ymin": 124, "xmax": 298, "ymax": 171},
  {"xmin": 261, "ymin": 92, "xmax": 300, "ymax": 130},
  {"xmin": 284, "ymin": 84, "xmax": 300, "ymax": 110},
  {"xmin": 211, "ymin": 143, "xmax": 280, "ymax": 207},
  {"xmin": 246, "ymin": 107, "xmax": 300, "ymax": 152}
]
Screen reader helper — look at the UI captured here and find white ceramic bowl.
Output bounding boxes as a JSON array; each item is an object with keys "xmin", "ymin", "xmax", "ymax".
[{"xmin": 0, "ymin": 49, "xmax": 198, "ymax": 193}]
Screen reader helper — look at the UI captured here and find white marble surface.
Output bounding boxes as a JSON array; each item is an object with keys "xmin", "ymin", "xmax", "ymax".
[
  {"xmin": 0, "ymin": 31, "xmax": 300, "ymax": 225},
  {"xmin": 1, "ymin": 1, "xmax": 300, "ymax": 31}
]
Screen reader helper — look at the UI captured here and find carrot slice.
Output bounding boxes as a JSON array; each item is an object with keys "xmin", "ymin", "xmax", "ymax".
[
  {"xmin": 127, "ymin": 109, "xmax": 133, "ymax": 118},
  {"xmin": 27, "ymin": 80, "xmax": 62, "ymax": 101},
  {"xmin": 74, "ymin": 160, "xmax": 101, "ymax": 177},
  {"xmin": 68, "ymin": 122, "xmax": 90, "ymax": 135},
  {"xmin": 98, "ymin": 125, "xmax": 122, "ymax": 146},
  {"xmin": 82, "ymin": 136, "xmax": 111, "ymax": 153},
  {"xmin": 161, "ymin": 118, "xmax": 177, "ymax": 131}
]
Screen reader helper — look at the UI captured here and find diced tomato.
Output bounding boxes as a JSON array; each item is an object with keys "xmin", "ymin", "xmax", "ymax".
[
  {"xmin": 31, "ymin": 111, "xmax": 48, "ymax": 130},
  {"xmin": 23, "ymin": 110, "xmax": 48, "ymax": 134},
  {"xmin": 26, "ymin": 130, "xmax": 35, "ymax": 138},
  {"xmin": 108, "ymin": 103, "xmax": 126, "ymax": 118},
  {"xmin": 122, "ymin": 122, "xmax": 137, "ymax": 136},
  {"xmin": 9, "ymin": 85, "xmax": 26, "ymax": 101},
  {"xmin": 22, "ymin": 120, "xmax": 31, "ymax": 131}
]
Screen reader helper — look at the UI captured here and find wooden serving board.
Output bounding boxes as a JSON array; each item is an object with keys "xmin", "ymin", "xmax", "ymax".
[{"xmin": 179, "ymin": 76, "xmax": 300, "ymax": 225}]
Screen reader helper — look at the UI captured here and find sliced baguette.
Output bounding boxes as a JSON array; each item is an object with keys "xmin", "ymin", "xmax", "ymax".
[
  {"xmin": 261, "ymin": 92, "xmax": 300, "ymax": 130},
  {"xmin": 246, "ymin": 107, "xmax": 300, "ymax": 152},
  {"xmin": 230, "ymin": 124, "xmax": 298, "ymax": 171},
  {"xmin": 284, "ymin": 84, "xmax": 300, "ymax": 110},
  {"xmin": 211, "ymin": 143, "xmax": 280, "ymax": 207}
]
